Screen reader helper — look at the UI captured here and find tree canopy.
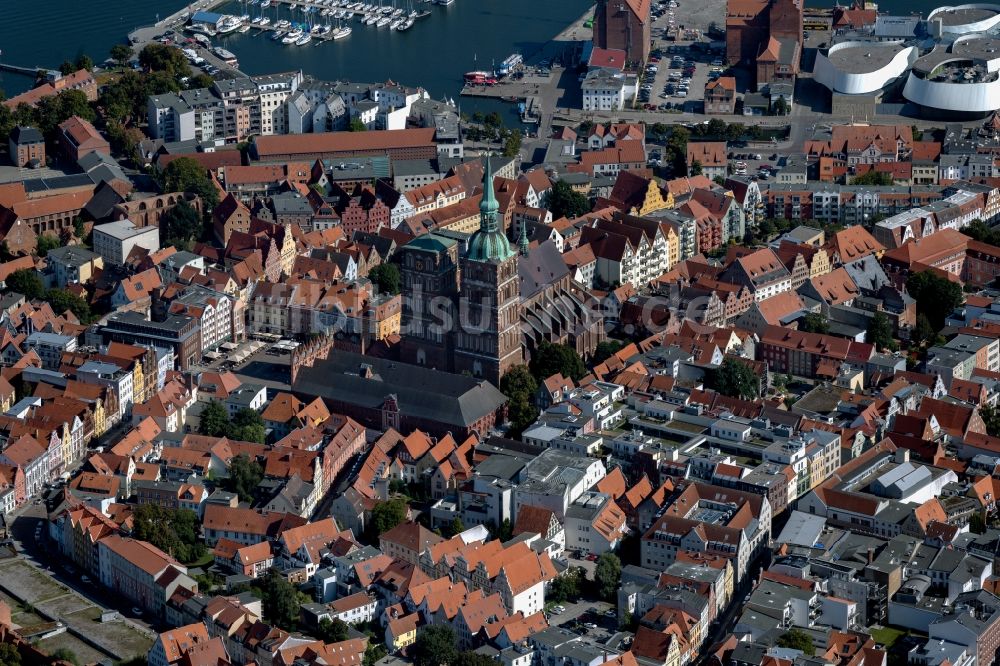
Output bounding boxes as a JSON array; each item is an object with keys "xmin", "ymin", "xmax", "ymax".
[
  {"xmin": 529, "ymin": 341, "xmax": 586, "ymax": 382},
  {"xmin": 595, "ymin": 552, "xmax": 622, "ymax": 601},
  {"xmin": 906, "ymin": 270, "xmax": 964, "ymax": 331},
  {"xmin": 707, "ymin": 357, "xmax": 759, "ymax": 400},
  {"xmin": 161, "ymin": 157, "xmax": 219, "ymax": 211},
  {"xmin": 776, "ymin": 628, "xmax": 815, "ymax": 656},
  {"xmin": 199, "ymin": 401, "xmax": 267, "ymax": 444},
  {"xmin": 866, "ymin": 311, "xmax": 897, "ymax": 352},
  {"xmin": 500, "ymin": 365, "xmax": 539, "ymax": 436},
  {"xmin": 4, "ymin": 269, "xmax": 45, "ymax": 300},
  {"xmin": 223, "ymin": 453, "xmax": 264, "ymax": 503},
  {"xmin": 547, "ymin": 180, "xmax": 591, "ymax": 219},
  {"xmin": 412, "ymin": 625, "xmax": 458, "ymax": 666},
  {"xmin": 592, "ymin": 340, "xmax": 624, "ymax": 365},
  {"xmin": 962, "ymin": 220, "xmax": 1000, "ymax": 247},
  {"xmin": 368, "ymin": 262, "xmax": 401, "ymax": 295},
  {"xmin": 317, "ymin": 618, "xmax": 350, "ymax": 643},
  {"xmin": 369, "ymin": 498, "xmax": 408, "ymax": 539},
  {"xmin": 132, "ymin": 504, "xmax": 205, "ymax": 563},
  {"xmin": 799, "ymin": 312, "xmax": 830, "ymax": 334},
  {"xmin": 161, "ymin": 200, "xmax": 205, "ymax": 251},
  {"xmin": 138, "ymin": 43, "xmax": 191, "ymax": 79},
  {"xmin": 260, "ymin": 568, "xmax": 302, "ymax": 629}
]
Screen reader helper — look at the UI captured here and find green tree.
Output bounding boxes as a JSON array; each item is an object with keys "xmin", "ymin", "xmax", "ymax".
[
  {"xmin": 912, "ymin": 125, "xmax": 924, "ymax": 141},
  {"xmin": 707, "ymin": 357, "xmax": 759, "ymax": 400},
  {"xmin": 59, "ymin": 61, "xmax": 76, "ymax": 76},
  {"xmin": 0, "ymin": 642, "xmax": 21, "ymax": 666},
  {"xmin": 776, "ymin": 628, "xmax": 815, "ymax": 656},
  {"xmin": 318, "ymin": 617, "xmax": 350, "ymax": 642},
  {"xmin": 73, "ymin": 217, "xmax": 87, "ymax": 240},
  {"xmin": 595, "ymin": 552, "xmax": 621, "ymax": 601},
  {"xmin": 224, "ymin": 453, "xmax": 264, "ymax": 503},
  {"xmin": 666, "ymin": 126, "xmax": 690, "ymax": 174},
  {"xmin": 36, "ymin": 234, "xmax": 61, "ymax": 257},
  {"xmin": 138, "ymin": 43, "xmax": 191, "ymax": 79},
  {"xmin": 866, "ymin": 311, "xmax": 897, "ymax": 352},
  {"xmin": 971, "ymin": 512, "xmax": 987, "ymax": 535},
  {"xmin": 689, "ymin": 159, "xmax": 703, "ymax": 177},
  {"xmin": 455, "ymin": 653, "xmax": 501, "ymax": 666},
  {"xmin": 75, "ymin": 54, "xmax": 94, "ymax": 72},
  {"xmin": 982, "ymin": 404, "xmax": 1000, "ymax": 437},
  {"xmin": 800, "ymin": 312, "xmax": 830, "ymax": 334},
  {"xmin": 161, "ymin": 157, "xmax": 219, "ymax": 211},
  {"xmin": 913, "ymin": 313, "xmax": 936, "ymax": 347},
  {"xmin": 368, "ymin": 262, "xmax": 401, "ymax": 295},
  {"xmin": 549, "ymin": 567, "xmax": 583, "ymax": 603},
  {"xmin": 448, "ymin": 517, "xmax": 465, "ymax": 537},
  {"xmin": 772, "ymin": 96, "xmax": 789, "ymax": 116},
  {"xmin": 4, "ymin": 269, "xmax": 45, "ymax": 299},
  {"xmin": 529, "ymin": 341, "xmax": 586, "ymax": 382},
  {"xmin": 35, "ymin": 89, "xmax": 95, "ymax": 138},
  {"xmin": 161, "ymin": 200, "xmax": 205, "ymax": 250},
  {"xmin": 198, "ymin": 400, "xmax": 231, "ymax": 437},
  {"xmin": 412, "ymin": 625, "xmax": 458, "ymax": 666},
  {"xmin": 46, "ymin": 288, "xmax": 92, "ymax": 322},
  {"xmin": 547, "ymin": 180, "xmax": 590, "ymax": 219},
  {"xmin": 188, "ymin": 73, "xmax": 216, "ymax": 90},
  {"xmin": 370, "ymin": 498, "xmax": 408, "ymax": 538},
  {"xmin": 260, "ymin": 568, "xmax": 301, "ymax": 629},
  {"xmin": 99, "ymin": 70, "xmax": 149, "ymax": 124},
  {"xmin": 348, "ymin": 117, "xmax": 367, "ymax": 132},
  {"xmin": 0, "ymin": 102, "xmax": 14, "ymax": 146},
  {"xmin": 592, "ymin": 340, "xmax": 624, "ymax": 365},
  {"xmin": 851, "ymin": 170, "xmax": 893, "ymax": 186},
  {"xmin": 110, "ymin": 44, "xmax": 134, "ymax": 69},
  {"xmin": 363, "ymin": 643, "xmax": 387, "ymax": 666},
  {"xmin": 962, "ymin": 220, "xmax": 1000, "ymax": 247},
  {"xmin": 484, "ymin": 112, "xmax": 503, "ymax": 129},
  {"xmin": 231, "ymin": 407, "xmax": 266, "ymax": 444},
  {"xmin": 906, "ymin": 270, "xmax": 964, "ymax": 330},
  {"xmin": 132, "ymin": 504, "xmax": 206, "ymax": 563},
  {"xmin": 500, "ymin": 365, "xmax": 539, "ymax": 435},
  {"xmin": 502, "ymin": 129, "xmax": 522, "ymax": 158}
]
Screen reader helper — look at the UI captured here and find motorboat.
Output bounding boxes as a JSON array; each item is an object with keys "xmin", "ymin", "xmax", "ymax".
[
  {"xmin": 282, "ymin": 27, "xmax": 304, "ymax": 42},
  {"xmin": 295, "ymin": 33, "xmax": 312, "ymax": 44}
]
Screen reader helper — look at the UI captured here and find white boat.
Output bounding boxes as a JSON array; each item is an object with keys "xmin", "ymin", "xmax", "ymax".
[
  {"xmin": 282, "ymin": 27, "xmax": 303, "ymax": 42},
  {"xmin": 296, "ymin": 33, "xmax": 312, "ymax": 44},
  {"xmin": 435, "ymin": 0, "xmax": 453, "ymax": 4},
  {"xmin": 396, "ymin": 16, "xmax": 413, "ymax": 29},
  {"xmin": 389, "ymin": 16, "xmax": 403, "ymax": 28},
  {"xmin": 238, "ymin": 24, "xmax": 251, "ymax": 32},
  {"xmin": 289, "ymin": 3, "xmax": 297, "ymax": 9},
  {"xmin": 276, "ymin": 19, "xmax": 290, "ymax": 27},
  {"xmin": 334, "ymin": 25, "xmax": 352, "ymax": 37},
  {"xmin": 251, "ymin": 15, "xmax": 263, "ymax": 23},
  {"xmin": 391, "ymin": 7, "xmax": 403, "ymax": 16},
  {"xmin": 376, "ymin": 15, "xmax": 391, "ymax": 26},
  {"xmin": 365, "ymin": 13, "xmax": 379, "ymax": 24},
  {"xmin": 260, "ymin": 0, "xmax": 271, "ymax": 6},
  {"xmin": 381, "ymin": 5, "xmax": 394, "ymax": 14},
  {"xmin": 260, "ymin": 16, "xmax": 272, "ymax": 25},
  {"xmin": 321, "ymin": 8, "xmax": 330, "ymax": 16},
  {"xmin": 271, "ymin": 29, "xmax": 285, "ymax": 39}
]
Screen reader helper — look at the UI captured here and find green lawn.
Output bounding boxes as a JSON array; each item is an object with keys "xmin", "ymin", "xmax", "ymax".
[{"xmin": 870, "ymin": 626, "xmax": 906, "ymax": 649}]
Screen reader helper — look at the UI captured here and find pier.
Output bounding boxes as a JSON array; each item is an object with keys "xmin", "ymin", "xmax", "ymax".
[{"xmin": 0, "ymin": 63, "xmax": 57, "ymax": 78}]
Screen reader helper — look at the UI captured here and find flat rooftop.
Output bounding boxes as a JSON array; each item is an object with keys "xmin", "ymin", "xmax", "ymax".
[
  {"xmin": 931, "ymin": 6, "xmax": 999, "ymax": 26},
  {"xmin": 828, "ymin": 43, "xmax": 907, "ymax": 74}
]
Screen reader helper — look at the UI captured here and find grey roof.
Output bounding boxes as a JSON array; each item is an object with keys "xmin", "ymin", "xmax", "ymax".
[
  {"xmin": 518, "ymin": 240, "xmax": 570, "ymax": 299},
  {"xmin": 292, "ymin": 350, "xmax": 507, "ymax": 429},
  {"xmin": 271, "ymin": 192, "xmax": 314, "ymax": 215},
  {"xmin": 776, "ymin": 510, "xmax": 827, "ymax": 547},
  {"xmin": 10, "ymin": 126, "xmax": 43, "ymax": 144},
  {"xmin": 46, "ymin": 246, "xmax": 102, "ymax": 266}
]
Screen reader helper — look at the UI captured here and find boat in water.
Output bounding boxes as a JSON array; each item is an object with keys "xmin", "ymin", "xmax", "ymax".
[
  {"xmin": 238, "ymin": 24, "xmax": 251, "ymax": 33},
  {"xmin": 260, "ymin": 0, "xmax": 271, "ymax": 6},
  {"xmin": 376, "ymin": 15, "xmax": 391, "ymax": 26},
  {"xmin": 334, "ymin": 25, "xmax": 352, "ymax": 38},
  {"xmin": 389, "ymin": 16, "xmax": 404, "ymax": 28},
  {"xmin": 436, "ymin": 0, "xmax": 454, "ymax": 5},
  {"xmin": 213, "ymin": 46, "xmax": 239, "ymax": 63},
  {"xmin": 396, "ymin": 16, "xmax": 414, "ymax": 29},
  {"xmin": 295, "ymin": 33, "xmax": 312, "ymax": 45},
  {"xmin": 281, "ymin": 28, "xmax": 303, "ymax": 43},
  {"xmin": 217, "ymin": 15, "xmax": 243, "ymax": 32},
  {"xmin": 271, "ymin": 29, "xmax": 285, "ymax": 40}
]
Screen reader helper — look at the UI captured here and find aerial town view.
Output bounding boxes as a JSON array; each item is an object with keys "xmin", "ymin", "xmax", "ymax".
[{"xmin": 6, "ymin": 0, "xmax": 1000, "ymax": 664}]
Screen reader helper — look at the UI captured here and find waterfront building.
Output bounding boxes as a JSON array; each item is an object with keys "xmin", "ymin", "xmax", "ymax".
[{"xmin": 594, "ymin": 0, "xmax": 651, "ymax": 64}]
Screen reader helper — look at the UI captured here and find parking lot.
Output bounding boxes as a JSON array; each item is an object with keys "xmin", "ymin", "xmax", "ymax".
[{"xmin": 638, "ymin": 46, "xmax": 726, "ymax": 112}]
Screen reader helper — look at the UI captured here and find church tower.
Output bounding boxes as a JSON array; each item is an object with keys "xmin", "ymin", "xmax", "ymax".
[{"xmin": 454, "ymin": 156, "xmax": 523, "ymax": 386}]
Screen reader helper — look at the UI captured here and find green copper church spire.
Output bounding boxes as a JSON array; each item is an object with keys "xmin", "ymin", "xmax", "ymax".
[
  {"xmin": 466, "ymin": 153, "xmax": 515, "ymax": 263},
  {"xmin": 480, "ymin": 154, "xmax": 500, "ymax": 232}
]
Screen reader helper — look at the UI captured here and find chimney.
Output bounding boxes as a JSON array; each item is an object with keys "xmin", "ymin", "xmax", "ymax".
[{"xmin": 867, "ymin": 547, "xmax": 874, "ymax": 564}]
